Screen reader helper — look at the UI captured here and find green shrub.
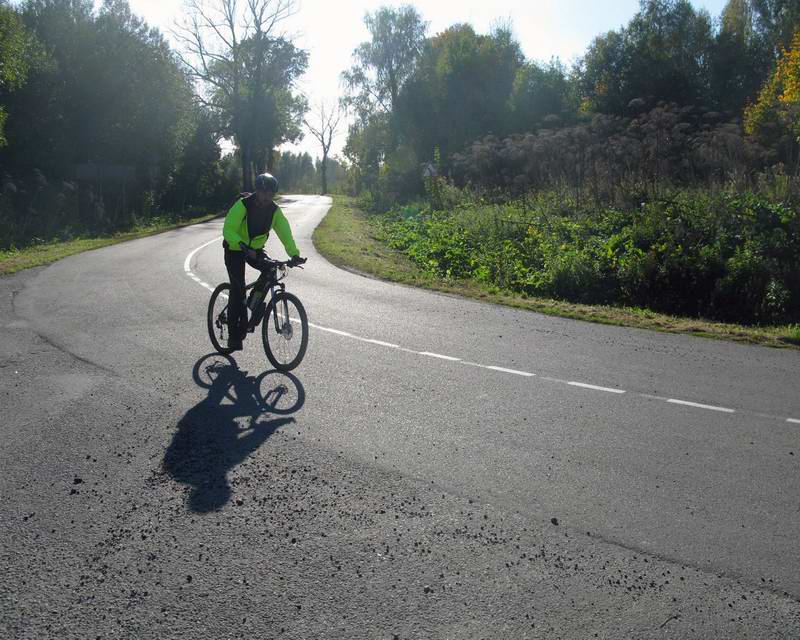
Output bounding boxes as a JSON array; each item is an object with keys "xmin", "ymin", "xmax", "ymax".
[{"xmin": 379, "ymin": 188, "xmax": 800, "ymax": 324}]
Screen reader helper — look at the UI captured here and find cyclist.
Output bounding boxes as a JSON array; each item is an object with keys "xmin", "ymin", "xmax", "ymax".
[{"xmin": 222, "ymin": 173, "xmax": 305, "ymax": 351}]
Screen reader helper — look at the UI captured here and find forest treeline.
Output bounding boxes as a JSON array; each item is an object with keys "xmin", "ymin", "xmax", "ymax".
[
  {"xmin": 341, "ymin": 0, "xmax": 800, "ymax": 324},
  {"xmin": 0, "ymin": 0, "xmax": 342, "ymax": 250}
]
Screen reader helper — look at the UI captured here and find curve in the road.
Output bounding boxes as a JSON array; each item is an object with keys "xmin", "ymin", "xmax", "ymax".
[
  {"xmin": 6, "ymin": 192, "xmax": 800, "ymax": 615},
  {"xmin": 185, "ymin": 232, "xmax": 800, "ymax": 428}
]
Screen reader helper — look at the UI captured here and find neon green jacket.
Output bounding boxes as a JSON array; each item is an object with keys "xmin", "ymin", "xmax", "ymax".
[{"xmin": 223, "ymin": 197, "xmax": 299, "ymax": 257}]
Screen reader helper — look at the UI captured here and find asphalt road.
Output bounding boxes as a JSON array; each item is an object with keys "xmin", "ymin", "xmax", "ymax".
[{"xmin": 2, "ymin": 195, "xmax": 799, "ymax": 638}]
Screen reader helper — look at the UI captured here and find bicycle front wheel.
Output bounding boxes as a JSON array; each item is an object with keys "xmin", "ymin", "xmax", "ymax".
[
  {"xmin": 262, "ymin": 291, "xmax": 308, "ymax": 371},
  {"xmin": 207, "ymin": 283, "xmax": 234, "ymax": 355}
]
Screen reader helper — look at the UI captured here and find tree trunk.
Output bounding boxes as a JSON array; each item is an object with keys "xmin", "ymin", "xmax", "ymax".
[
  {"xmin": 253, "ymin": 149, "xmax": 267, "ymax": 175},
  {"xmin": 388, "ymin": 64, "xmax": 399, "ymax": 150},
  {"xmin": 241, "ymin": 145, "xmax": 253, "ymax": 192},
  {"xmin": 321, "ymin": 154, "xmax": 328, "ymax": 195}
]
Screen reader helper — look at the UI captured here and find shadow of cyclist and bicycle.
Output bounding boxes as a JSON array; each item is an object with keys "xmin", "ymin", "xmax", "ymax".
[{"xmin": 163, "ymin": 353, "xmax": 305, "ymax": 513}]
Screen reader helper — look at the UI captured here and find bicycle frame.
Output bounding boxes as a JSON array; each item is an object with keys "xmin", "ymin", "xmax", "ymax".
[{"xmin": 245, "ymin": 265, "xmax": 290, "ymax": 333}]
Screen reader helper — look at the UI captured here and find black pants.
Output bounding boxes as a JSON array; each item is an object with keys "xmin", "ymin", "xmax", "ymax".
[{"xmin": 224, "ymin": 248, "xmax": 248, "ymax": 340}]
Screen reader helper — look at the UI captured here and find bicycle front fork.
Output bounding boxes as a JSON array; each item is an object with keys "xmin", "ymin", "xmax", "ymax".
[
  {"xmin": 248, "ymin": 283, "xmax": 286, "ymax": 333},
  {"xmin": 271, "ymin": 285, "xmax": 289, "ymax": 335}
]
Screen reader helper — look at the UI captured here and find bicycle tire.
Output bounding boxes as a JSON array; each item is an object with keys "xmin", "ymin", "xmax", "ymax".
[
  {"xmin": 207, "ymin": 283, "xmax": 234, "ymax": 355},
  {"xmin": 261, "ymin": 291, "xmax": 308, "ymax": 371}
]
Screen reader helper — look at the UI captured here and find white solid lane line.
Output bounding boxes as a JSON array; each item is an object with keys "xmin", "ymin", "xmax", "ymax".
[
  {"xmin": 667, "ymin": 398, "xmax": 736, "ymax": 414},
  {"xmin": 788, "ymin": 418, "xmax": 800, "ymax": 424},
  {"xmin": 568, "ymin": 381, "xmax": 626, "ymax": 394},
  {"xmin": 184, "ymin": 236, "xmax": 221, "ymax": 274}
]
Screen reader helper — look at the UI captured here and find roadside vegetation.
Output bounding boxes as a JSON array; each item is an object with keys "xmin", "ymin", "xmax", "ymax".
[
  {"xmin": 332, "ymin": 1, "xmax": 800, "ymax": 347},
  {"xmin": 383, "ymin": 186, "xmax": 800, "ymax": 327},
  {"xmin": 315, "ymin": 196, "xmax": 800, "ymax": 348},
  {"xmin": 0, "ymin": 211, "xmax": 219, "ymax": 275}
]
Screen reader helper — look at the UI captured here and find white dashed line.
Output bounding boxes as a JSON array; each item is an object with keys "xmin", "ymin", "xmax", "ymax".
[
  {"xmin": 539, "ymin": 375, "xmax": 571, "ymax": 385},
  {"xmin": 419, "ymin": 352, "xmax": 462, "ymax": 362},
  {"xmin": 184, "ymin": 235, "xmax": 792, "ymax": 424},
  {"xmin": 360, "ymin": 338, "xmax": 400, "ymax": 349},
  {"xmin": 639, "ymin": 393, "xmax": 670, "ymax": 402},
  {"xmin": 667, "ymin": 399, "xmax": 735, "ymax": 414},
  {"xmin": 312, "ymin": 325, "xmax": 353, "ymax": 337},
  {"xmin": 394, "ymin": 347, "xmax": 420, "ymax": 355},
  {"xmin": 568, "ymin": 381, "xmax": 626, "ymax": 394},
  {"xmin": 486, "ymin": 366, "xmax": 535, "ymax": 377}
]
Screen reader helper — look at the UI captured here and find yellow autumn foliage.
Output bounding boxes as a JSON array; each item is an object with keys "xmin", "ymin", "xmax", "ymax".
[{"xmin": 744, "ymin": 30, "xmax": 800, "ymax": 138}]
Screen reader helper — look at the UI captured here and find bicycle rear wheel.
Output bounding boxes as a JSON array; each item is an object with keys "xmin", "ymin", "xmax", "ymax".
[
  {"xmin": 207, "ymin": 283, "xmax": 234, "ymax": 355},
  {"xmin": 262, "ymin": 291, "xmax": 308, "ymax": 371}
]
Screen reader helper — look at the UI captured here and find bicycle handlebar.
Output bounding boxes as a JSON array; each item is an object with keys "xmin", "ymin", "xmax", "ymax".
[
  {"xmin": 239, "ymin": 244, "xmax": 306, "ymax": 270},
  {"xmin": 261, "ymin": 257, "xmax": 302, "ymax": 269}
]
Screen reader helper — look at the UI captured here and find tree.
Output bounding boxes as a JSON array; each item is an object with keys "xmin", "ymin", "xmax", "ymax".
[
  {"xmin": 745, "ymin": 28, "xmax": 800, "ymax": 164},
  {"xmin": 342, "ymin": 111, "xmax": 392, "ymax": 195},
  {"xmin": 174, "ymin": 0, "xmax": 308, "ymax": 191},
  {"xmin": 5, "ymin": 0, "xmax": 192, "ymax": 176},
  {"xmin": 396, "ymin": 23, "xmax": 525, "ymax": 161},
  {"xmin": 341, "ymin": 5, "xmax": 427, "ymax": 123},
  {"xmin": 722, "ymin": 0, "xmax": 756, "ymax": 37},
  {"xmin": 340, "ymin": 5, "xmax": 427, "ymax": 202},
  {"xmin": 578, "ymin": 0, "xmax": 715, "ymax": 114},
  {"xmin": 233, "ymin": 33, "xmax": 308, "ymax": 174},
  {"xmin": 509, "ymin": 59, "xmax": 576, "ymax": 132},
  {"xmin": 163, "ymin": 105, "xmax": 231, "ymax": 211},
  {"xmin": 0, "ymin": 0, "xmax": 224, "ymax": 246},
  {"xmin": 304, "ymin": 100, "xmax": 342, "ymax": 194},
  {"xmin": 1, "ymin": 0, "xmax": 197, "ymax": 224},
  {"xmin": 711, "ymin": 0, "xmax": 773, "ymax": 113},
  {"xmin": 751, "ymin": 0, "xmax": 800, "ymax": 54},
  {"xmin": 272, "ymin": 150, "xmax": 315, "ymax": 191},
  {"xmin": 0, "ymin": 2, "xmax": 40, "ymax": 146}
]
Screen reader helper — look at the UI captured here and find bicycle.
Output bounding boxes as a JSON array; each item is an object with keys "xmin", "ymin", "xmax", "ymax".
[{"xmin": 207, "ymin": 253, "xmax": 309, "ymax": 372}]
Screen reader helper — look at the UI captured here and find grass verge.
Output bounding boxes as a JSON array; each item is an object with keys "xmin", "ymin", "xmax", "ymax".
[
  {"xmin": 313, "ymin": 196, "xmax": 800, "ymax": 350},
  {"xmin": 0, "ymin": 211, "xmax": 221, "ymax": 275}
]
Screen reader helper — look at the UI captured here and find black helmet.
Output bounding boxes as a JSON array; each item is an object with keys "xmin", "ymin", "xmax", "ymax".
[{"xmin": 255, "ymin": 173, "xmax": 279, "ymax": 193}]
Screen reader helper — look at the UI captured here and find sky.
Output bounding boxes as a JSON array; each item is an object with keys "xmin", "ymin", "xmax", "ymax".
[{"xmin": 125, "ymin": 0, "xmax": 731, "ymax": 159}]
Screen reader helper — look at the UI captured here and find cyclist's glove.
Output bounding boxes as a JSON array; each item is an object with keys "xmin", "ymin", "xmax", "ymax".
[
  {"xmin": 243, "ymin": 246, "xmax": 266, "ymax": 268},
  {"xmin": 288, "ymin": 255, "xmax": 307, "ymax": 268}
]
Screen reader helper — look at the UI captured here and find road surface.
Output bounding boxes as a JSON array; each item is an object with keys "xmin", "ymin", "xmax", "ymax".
[{"xmin": 2, "ymin": 195, "xmax": 799, "ymax": 638}]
